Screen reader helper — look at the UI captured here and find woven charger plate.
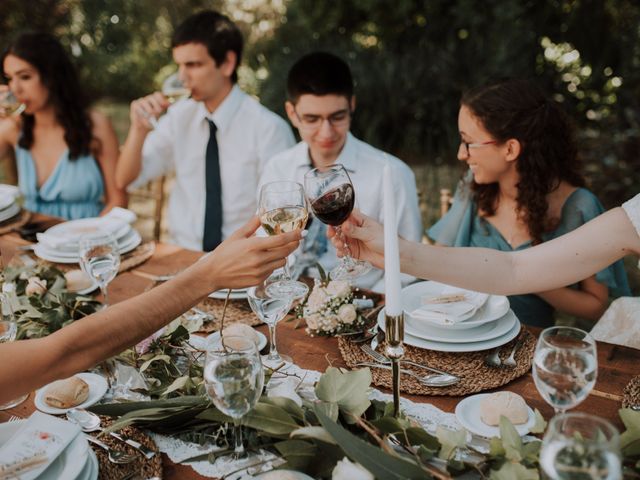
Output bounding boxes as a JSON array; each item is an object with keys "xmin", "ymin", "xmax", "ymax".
[
  {"xmin": 622, "ymin": 375, "xmax": 640, "ymax": 408},
  {"xmin": 91, "ymin": 416, "xmax": 162, "ymax": 480},
  {"xmin": 0, "ymin": 209, "xmax": 30, "ymax": 235},
  {"xmin": 339, "ymin": 328, "xmax": 535, "ymax": 396},
  {"xmin": 194, "ymin": 296, "xmax": 261, "ymax": 333}
]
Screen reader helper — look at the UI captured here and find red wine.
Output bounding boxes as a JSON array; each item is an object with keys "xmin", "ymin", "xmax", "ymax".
[{"xmin": 310, "ymin": 183, "xmax": 355, "ymax": 226}]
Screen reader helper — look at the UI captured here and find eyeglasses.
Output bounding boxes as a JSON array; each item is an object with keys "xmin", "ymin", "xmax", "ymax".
[
  {"xmin": 460, "ymin": 139, "xmax": 497, "ymax": 156},
  {"xmin": 293, "ymin": 108, "xmax": 351, "ymax": 131}
]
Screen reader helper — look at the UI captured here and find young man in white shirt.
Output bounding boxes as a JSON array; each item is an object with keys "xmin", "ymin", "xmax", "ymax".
[
  {"xmin": 259, "ymin": 52, "xmax": 422, "ymax": 291},
  {"xmin": 116, "ymin": 10, "xmax": 295, "ymax": 251}
]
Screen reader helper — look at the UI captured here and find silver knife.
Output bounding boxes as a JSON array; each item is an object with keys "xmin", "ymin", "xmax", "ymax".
[{"xmin": 109, "ymin": 432, "xmax": 156, "ymax": 459}]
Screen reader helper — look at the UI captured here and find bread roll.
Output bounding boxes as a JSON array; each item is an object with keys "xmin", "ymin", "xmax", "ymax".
[
  {"xmin": 221, "ymin": 323, "xmax": 260, "ymax": 348},
  {"xmin": 65, "ymin": 270, "xmax": 93, "ymax": 292},
  {"xmin": 480, "ymin": 391, "xmax": 529, "ymax": 426},
  {"xmin": 44, "ymin": 376, "xmax": 89, "ymax": 408}
]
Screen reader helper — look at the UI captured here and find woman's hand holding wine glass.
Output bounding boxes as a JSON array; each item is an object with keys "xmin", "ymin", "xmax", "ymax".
[{"xmin": 0, "ymin": 86, "xmax": 25, "ymax": 118}]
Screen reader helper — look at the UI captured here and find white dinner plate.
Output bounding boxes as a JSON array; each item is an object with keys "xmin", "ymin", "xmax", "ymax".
[
  {"xmin": 377, "ymin": 308, "xmax": 521, "ymax": 352},
  {"xmin": 0, "ymin": 203, "xmax": 20, "ymax": 223},
  {"xmin": 38, "ymin": 227, "xmax": 139, "ymax": 258},
  {"xmin": 204, "ymin": 330, "xmax": 268, "ymax": 352},
  {"xmin": 0, "ymin": 420, "xmax": 90, "ymax": 480},
  {"xmin": 43, "ymin": 217, "xmax": 131, "ymax": 247},
  {"xmin": 33, "ymin": 229, "xmax": 142, "ymax": 264},
  {"xmin": 404, "ymin": 312, "xmax": 516, "ymax": 343},
  {"xmin": 208, "ymin": 288, "xmax": 249, "ymax": 300},
  {"xmin": 0, "ymin": 192, "xmax": 15, "ymax": 211},
  {"xmin": 403, "ymin": 281, "xmax": 510, "ymax": 331},
  {"xmin": 455, "ymin": 393, "xmax": 536, "ymax": 438},
  {"xmin": 35, "ymin": 373, "xmax": 108, "ymax": 414},
  {"xmin": 75, "ymin": 448, "xmax": 98, "ymax": 480}
]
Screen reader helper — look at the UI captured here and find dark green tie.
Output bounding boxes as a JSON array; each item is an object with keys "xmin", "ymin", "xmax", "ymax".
[{"xmin": 203, "ymin": 119, "xmax": 222, "ymax": 251}]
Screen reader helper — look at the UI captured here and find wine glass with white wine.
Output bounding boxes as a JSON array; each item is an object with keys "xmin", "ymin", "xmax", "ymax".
[
  {"xmin": 258, "ymin": 181, "xmax": 309, "ymax": 299},
  {"xmin": 0, "ymin": 90, "xmax": 25, "ymax": 117},
  {"xmin": 162, "ymin": 72, "xmax": 190, "ymax": 104},
  {"xmin": 79, "ymin": 231, "xmax": 121, "ymax": 308}
]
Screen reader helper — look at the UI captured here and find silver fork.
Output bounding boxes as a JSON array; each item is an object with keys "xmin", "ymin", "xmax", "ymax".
[
  {"xmin": 7, "ymin": 415, "xmax": 22, "ymax": 422},
  {"xmin": 502, "ymin": 338, "xmax": 525, "ymax": 368},
  {"xmin": 85, "ymin": 436, "xmax": 137, "ymax": 464},
  {"xmin": 484, "ymin": 347, "xmax": 502, "ymax": 368},
  {"xmin": 360, "ymin": 343, "xmax": 458, "ymax": 378}
]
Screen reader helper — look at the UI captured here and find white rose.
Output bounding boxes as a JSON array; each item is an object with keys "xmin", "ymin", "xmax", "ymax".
[
  {"xmin": 326, "ymin": 280, "xmax": 351, "ymax": 299},
  {"xmin": 332, "ymin": 457, "xmax": 374, "ymax": 480},
  {"xmin": 305, "ymin": 313, "xmax": 320, "ymax": 330},
  {"xmin": 338, "ymin": 304, "xmax": 357, "ymax": 324},
  {"xmin": 25, "ymin": 277, "xmax": 47, "ymax": 296},
  {"xmin": 307, "ymin": 286, "xmax": 330, "ymax": 312}
]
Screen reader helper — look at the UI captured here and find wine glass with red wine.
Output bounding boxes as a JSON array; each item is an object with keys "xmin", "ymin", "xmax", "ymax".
[
  {"xmin": 258, "ymin": 181, "xmax": 310, "ymax": 299},
  {"xmin": 304, "ymin": 164, "xmax": 371, "ymax": 280}
]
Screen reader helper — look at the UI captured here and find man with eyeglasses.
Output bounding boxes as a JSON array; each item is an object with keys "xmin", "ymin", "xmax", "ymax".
[{"xmin": 258, "ymin": 52, "xmax": 422, "ymax": 291}]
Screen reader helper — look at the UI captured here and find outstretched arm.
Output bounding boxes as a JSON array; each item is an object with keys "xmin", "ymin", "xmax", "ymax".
[
  {"xmin": 0, "ymin": 217, "xmax": 302, "ymax": 403},
  {"xmin": 333, "ymin": 207, "xmax": 640, "ymax": 296}
]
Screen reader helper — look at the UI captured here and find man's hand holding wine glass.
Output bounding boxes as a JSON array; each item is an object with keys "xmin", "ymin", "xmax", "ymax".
[{"xmin": 328, "ymin": 208, "xmax": 386, "ymax": 270}]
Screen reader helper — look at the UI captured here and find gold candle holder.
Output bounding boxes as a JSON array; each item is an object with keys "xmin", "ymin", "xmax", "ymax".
[{"xmin": 384, "ymin": 312, "xmax": 405, "ymax": 417}]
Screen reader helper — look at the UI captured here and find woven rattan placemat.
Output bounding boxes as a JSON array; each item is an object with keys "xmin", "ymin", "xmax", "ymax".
[
  {"xmin": 339, "ymin": 328, "xmax": 536, "ymax": 396},
  {"xmin": 622, "ymin": 375, "xmax": 640, "ymax": 408},
  {"xmin": 91, "ymin": 416, "xmax": 162, "ymax": 480},
  {"xmin": 194, "ymin": 296, "xmax": 261, "ymax": 332},
  {"xmin": 0, "ymin": 209, "xmax": 30, "ymax": 235}
]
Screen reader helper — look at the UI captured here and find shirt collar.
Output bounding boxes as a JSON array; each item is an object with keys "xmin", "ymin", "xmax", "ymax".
[
  {"xmin": 297, "ymin": 132, "xmax": 358, "ymax": 174},
  {"xmin": 198, "ymin": 85, "xmax": 243, "ymax": 133}
]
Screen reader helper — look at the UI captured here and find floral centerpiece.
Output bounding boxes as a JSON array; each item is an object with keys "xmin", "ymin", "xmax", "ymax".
[
  {"xmin": 1, "ymin": 263, "xmax": 101, "ymax": 339},
  {"xmin": 297, "ymin": 274, "xmax": 369, "ymax": 336}
]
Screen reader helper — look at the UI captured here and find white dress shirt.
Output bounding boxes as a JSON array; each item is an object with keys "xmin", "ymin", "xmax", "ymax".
[
  {"xmin": 131, "ymin": 86, "xmax": 295, "ymax": 250},
  {"xmin": 259, "ymin": 133, "xmax": 423, "ymax": 291}
]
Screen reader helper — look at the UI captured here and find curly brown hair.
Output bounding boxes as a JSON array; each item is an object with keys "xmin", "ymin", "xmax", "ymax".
[{"xmin": 461, "ymin": 78, "xmax": 585, "ymax": 245}]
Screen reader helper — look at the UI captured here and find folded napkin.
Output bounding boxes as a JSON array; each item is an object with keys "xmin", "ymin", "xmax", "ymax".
[
  {"xmin": 104, "ymin": 206, "xmax": 137, "ymax": 225},
  {"xmin": 590, "ymin": 297, "xmax": 640, "ymax": 349},
  {"xmin": 0, "ymin": 411, "xmax": 81, "ymax": 480},
  {"xmin": 409, "ymin": 286, "xmax": 489, "ymax": 326}
]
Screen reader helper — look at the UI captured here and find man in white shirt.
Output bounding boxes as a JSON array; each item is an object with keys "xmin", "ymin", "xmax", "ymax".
[
  {"xmin": 259, "ymin": 52, "xmax": 422, "ymax": 291},
  {"xmin": 116, "ymin": 10, "xmax": 294, "ymax": 251}
]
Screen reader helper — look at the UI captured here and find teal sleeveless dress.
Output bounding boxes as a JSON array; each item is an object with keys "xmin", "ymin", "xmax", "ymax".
[{"xmin": 16, "ymin": 145, "xmax": 104, "ymax": 220}]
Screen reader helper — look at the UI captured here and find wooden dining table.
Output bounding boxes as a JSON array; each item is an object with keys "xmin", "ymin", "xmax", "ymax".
[{"xmin": 0, "ymin": 213, "xmax": 638, "ymax": 479}]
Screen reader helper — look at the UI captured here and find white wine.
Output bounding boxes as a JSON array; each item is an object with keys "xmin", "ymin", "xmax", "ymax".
[
  {"xmin": 164, "ymin": 88, "xmax": 190, "ymax": 104},
  {"xmin": 260, "ymin": 206, "xmax": 308, "ymax": 236},
  {"xmin": 0, "ymin": 100, "xmax": 25, "ymax": 116}
]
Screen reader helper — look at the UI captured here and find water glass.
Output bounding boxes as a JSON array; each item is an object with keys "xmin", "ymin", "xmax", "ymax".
[
  {"xmin": 0, "ymin": 315, "xmax": 29, "ymax": 409},
  {"xmin": 533, "ymin": 326, "xmax": 597, "ymax": 414},
  {"xmin": 247, "ymin": 283, "xmax": 293, "ymax": 367},
  {"xmin": 540, "ymin": 412, "xmax": 621, "ymax": 480},
  {"xmin": 79, "ymin": 231, "xmax": 121, "ymax": 308},
  {"xmin": 204, "ymin": 335, "xmax": 264, "ymax": 459}
]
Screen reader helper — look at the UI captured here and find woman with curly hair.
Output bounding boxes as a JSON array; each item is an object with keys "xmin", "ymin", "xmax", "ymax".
[
  {"xmin": 0, "ymin": 32, "xmax": 126, "ymax": 219},
  {"xmin": 428, "ymin": 78, "xmax": 629, "ymax": 327}
]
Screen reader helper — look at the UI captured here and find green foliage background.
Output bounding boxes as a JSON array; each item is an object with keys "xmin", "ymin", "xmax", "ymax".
[{"xmin": 1, "ymin": 0, "xmax": 639, "ymax": 208}]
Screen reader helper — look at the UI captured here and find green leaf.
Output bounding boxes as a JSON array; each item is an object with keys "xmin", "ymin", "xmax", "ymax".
[
  {"xmin": 275, "ymin": 439, "xmax": 317, "ymax": 470},
  {"xmin": 262, "ymin": 396, "xmax": 305, "ymax": 422},
  {"xmin": 489, "ymin": 437, "xmax": 506, "ymax": 457},
  {"xmin": 290, "ymin": 426, "xmax": 337, "ymax": 445},
  {"xmin": 620, "ymin": 408, "xmax": 640, "ymax": 456},
  {"xmin": 369, "ymin": 417, "xmax": 439, "ymax": 451},
  {"xmin": 499, "ymin": 416, "xmax": 523, "ymax": 462},
  {"xmin": 530, "ymin": 409, "xmax": 547, "ymax": 434},
  {"xmin": 163, "ymin": 375, "xmax": 191, "ymax": 395},
  {"xmin": 489, "ymin": 462, "xmax": 539, "ymax": 480},
  {"xmin": 314, "ymin": 367, "xmax": 371, "ymax": 421},
  {"xmin": 314, "ymin": 401, "xmax": 339, "ymax": 423},
  {"xmin": 243, "ymin": 402, "xmax": 300, "ymax": 436},
  {"xmin": 315, "ymin": 405, "xmax": 430, "ymax": 480},
  {"xmin": 139, "ymin": 354, "xmax": 172, "ymax": 373},
  {"xmin": 435, "ymin": 426, "xmax": 466, "ymax": 460},
  {"xmin": 90, "ymin": 395, "xmax": 207, "ymax": 416}
]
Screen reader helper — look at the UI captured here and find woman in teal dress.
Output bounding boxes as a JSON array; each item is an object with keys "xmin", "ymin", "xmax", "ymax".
[
  {"xmin": 428, "ymin": 78, "xmax": 630, "ymax": 328},
  {"xmin": 0, "ymin": 32, "xmax": 125, "ymax": 220}
]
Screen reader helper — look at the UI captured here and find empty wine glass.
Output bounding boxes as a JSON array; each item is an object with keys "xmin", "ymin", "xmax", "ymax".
[
  {"xmin": 258, "ymin": 181, "xmax": 309, "ymax": 299},
  {"xmin": 533, "ymin": 326, "xmax": 597, "ymax": 414},
  {"xmin": 204, "ymin": 335, "xmax": 264, "ymax": 459},
  {"xmin": 0, "ymin": 295, "xmax": 28, "ymax": 409},
  {"xmin": 79, "ymin": 231, "xmax": 121, "ymax": 308},
  {"xmin": 0, "ymin": 90, "xmax": 25, "ymax": 117},
  {"xmin": 161, "ymin": 72, "xmax": 190, "ymax": 104},
  {"xmin": 540, "ymin": 412, "xmax": 621, "ymax": 480},
  {"xmin": 304, "ymin": 164, "xmax": 371, "ymax": 280},
  {"xmin": 247, "ymin": 282, "xmax": 293, "ymax": 367}
]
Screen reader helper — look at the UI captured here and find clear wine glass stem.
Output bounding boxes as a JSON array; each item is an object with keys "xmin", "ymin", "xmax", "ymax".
[
  {"xmin": 100, "ymin": 284, "xmax": 109, "ymax": 308},
  {"xmin": 233, "ymin": 419, "xmax": 245, "ymax": 458},
  {"xmin": 335, "ymin": 225, "xmax": 356, "ymax": 269},
  {"xmin": 266, "ymin": 323, "xmax": 280, "ymax": 361}
]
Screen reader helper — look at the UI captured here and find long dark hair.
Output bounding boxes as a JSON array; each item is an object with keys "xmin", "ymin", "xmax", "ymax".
[
  {"xmin": 461, "ymin": 78, "xmax": 585, "ymax": 245},
  {"xmin": 1, "ymin": 32, "xmax": 93, "ymax": 160}
]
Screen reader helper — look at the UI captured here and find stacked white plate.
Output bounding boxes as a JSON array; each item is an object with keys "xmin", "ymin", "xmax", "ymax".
[
  {"xmin": 33, "ymin": 217, "xmax": 141, "ymax": 264},
  {"xmin": 376, "ymin": 281, "xmax": 520, "ymax": 352},
  {"xmin": 0, "ymin": 184, "xmax": 21, "ymax": 223},
  {"xmin": 0, "ymin": 418, "xmax": 98, "ymax": 479}
]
